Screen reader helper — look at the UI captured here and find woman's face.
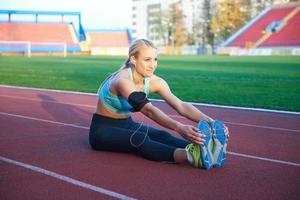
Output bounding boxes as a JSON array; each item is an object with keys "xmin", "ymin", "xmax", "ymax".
[{"xmin": 132, "ymin": 46, "xmax": 157, "ymax": 77}]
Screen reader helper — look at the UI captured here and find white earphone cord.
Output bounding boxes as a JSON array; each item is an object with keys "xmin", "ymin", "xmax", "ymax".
[{"xmin": 129, "ymin": 115, "xmax": 149, "ymax": 148}]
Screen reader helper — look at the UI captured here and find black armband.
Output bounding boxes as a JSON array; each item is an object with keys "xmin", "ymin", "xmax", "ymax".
[{"xmin": 128, "ymin": 92, "xmax": 150, "ymax": 112}]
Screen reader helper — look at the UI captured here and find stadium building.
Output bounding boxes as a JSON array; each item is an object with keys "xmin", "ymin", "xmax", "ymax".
[
  {"xmin": 0, "ymin": 10, "xmax": 86, "ymax": 56},
  {"xmin": 0, "ymin": 1, "xmax": 298, "ymax": 56},
  {"xmin": 0, "ymin": 10, "xmax": 132, "ymax": 56},
  {"xmin": 85, "ymin": 29, "xmax": 132, "ymax": 55},
  {"xmin": 132, "ymin": 0, "xmax": 215, "ymax": 46}
]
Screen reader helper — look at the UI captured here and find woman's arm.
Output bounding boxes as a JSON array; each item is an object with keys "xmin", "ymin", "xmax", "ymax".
[
  {"xmin": 152, "ymin": 77, "xmax": 213, "ymax": 123},
  {"xmin": 117, "ymin": 77, "xmax": 205, "ymax": 144},
  {"xmin": 152, "ymin": 77, "xmax": 229, "ymax": 137},
  {"xmin": 140, "ymin": 103, "xmax": 204, "ymax": 144}
]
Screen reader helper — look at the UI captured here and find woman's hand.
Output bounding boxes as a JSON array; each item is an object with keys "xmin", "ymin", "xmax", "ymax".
[
  {"xmin": 224, "ymin": 125, "xmax": 230, "ymax": 138},
  {"xmin": 176, "ymin": 124, "xmax": 205, "ymax": 145},
  {"xmin": 208, "ymin": 119, "xmax": 230, "ymax": 138}
]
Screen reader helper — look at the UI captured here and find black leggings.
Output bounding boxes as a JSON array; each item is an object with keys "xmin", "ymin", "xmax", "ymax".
[{"xmin": 89, "ymin": 113, "xmax": 189, "ymax": 162}]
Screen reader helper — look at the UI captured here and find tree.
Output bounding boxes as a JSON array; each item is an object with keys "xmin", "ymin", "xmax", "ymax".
[
  {"xmin": 173, "ymin": 2, "xmax": 187, "ymax": 47},
  {"xmin": 203, "ymin": 0, "xmax": 214, "ymax": 48},
  {"xmin": 210, "ymin": 0, "xmax": 251, "ymax": 43},
  {"xmin": 190, "ymin": 0, "xmax": 215, "ymax": 52},
  {"xmin": 151, "ymin": 2, "xmax": 187, "ymax": 47},
  {"xmin": 151, "ymin": 10, "xmax": 169, "ymax": 46}
]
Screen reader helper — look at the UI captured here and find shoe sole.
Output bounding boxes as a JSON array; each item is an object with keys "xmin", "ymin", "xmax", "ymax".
[
  {"xmin": 212, "ymin": 120, "xmax": 228, "ymax": 167},
  {"xmin": 198, "ymin": 121, "xmax": 213, "ymax": 169}
]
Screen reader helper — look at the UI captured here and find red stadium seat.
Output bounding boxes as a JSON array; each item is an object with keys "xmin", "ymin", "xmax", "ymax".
[{"xmin": 228, "ymin": 7, "xmax": 294, "ymax": 48}]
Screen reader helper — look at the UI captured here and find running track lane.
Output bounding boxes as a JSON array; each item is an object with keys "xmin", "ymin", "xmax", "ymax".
[{"xmin": 0, "ymin": 86, "xmax": 300, "ymax": 200}]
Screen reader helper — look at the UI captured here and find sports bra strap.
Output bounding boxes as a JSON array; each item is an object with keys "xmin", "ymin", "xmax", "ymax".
[
  {"xmin": 128, "ymin": 67, "xmax": 133, "ymax": 80},
  {"xmin": 144, "ymin": 78, "xmax": 150, "ymax": 95}
]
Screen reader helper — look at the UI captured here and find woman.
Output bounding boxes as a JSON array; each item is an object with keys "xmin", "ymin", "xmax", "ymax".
[{"xmin": 89, "ymin": 39, "xmax": 229, "ymax": 169}]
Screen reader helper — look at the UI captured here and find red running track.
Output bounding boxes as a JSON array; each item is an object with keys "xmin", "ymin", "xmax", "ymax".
[{"xmin": 0, "ymin": 86, "xmax": 300, "ymax": 200}]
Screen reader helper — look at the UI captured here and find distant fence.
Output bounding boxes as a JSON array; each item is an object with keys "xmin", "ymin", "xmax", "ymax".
[
  {"xmin": 157, "ymin": 45, "xmax": 215, "ymax": 56},
  {"xmin": 89, "ymin": 45, "xmax": 216, "ymax": 56},
  {"xmin": 89, "ymin": 47, "xmax": 128, "ymax": 56},
  {"xmin": 217, "ymin": 46, "xmax": 300, "ymax": 56}
]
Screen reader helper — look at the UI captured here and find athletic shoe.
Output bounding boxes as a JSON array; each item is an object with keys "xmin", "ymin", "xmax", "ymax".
[
  {"xmin": 211, "ymin": 120, "xmax": 228, "ymax": 167},
  {"xmin": 185, "ymin": 143, "xmax": 200, "ymax": 168},
  {"xmin": 197, "ymin": 120, "xmax": 214, "ymax": 169}
]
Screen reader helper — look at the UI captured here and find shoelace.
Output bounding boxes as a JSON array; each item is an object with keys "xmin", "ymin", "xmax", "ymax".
[
  {"xmin": 199, "ymin": 128, "xmax": 228, "ymax": 136},
  {"xmin": 187, "ymin": 144, "xmax": 195, "ymax": 152}
]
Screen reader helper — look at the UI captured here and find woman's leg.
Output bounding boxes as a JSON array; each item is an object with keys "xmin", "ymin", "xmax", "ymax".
[
  {"xmin": 135, "ymin": 123, "xmax": 189, "ymax": 148},
  {"xmin": 89, "ymin": 114, "xmax": 191, "ymax": 164},
  {"xmin": 89, "ymin": 114, "xmax": 139, "ymax": 153},
  {"xmin": 91, "ymin": 124, "xmax": 186, "ymax": 162},
  {"xmin": 174, "ymin": 148, "xmax": 190, "ymax": 164},
  {"xmin": 129, "ymin": 123, "xmax": 190, "ymax": 162}
]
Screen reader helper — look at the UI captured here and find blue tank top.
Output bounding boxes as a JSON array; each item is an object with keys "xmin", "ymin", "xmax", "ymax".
[{"xmin": 98, "ymin": 68, "xmax": 150, "ymax": 115}]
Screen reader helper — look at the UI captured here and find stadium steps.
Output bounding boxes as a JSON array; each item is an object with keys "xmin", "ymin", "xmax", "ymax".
[
  {"xmin": 68, "ymin": 24, "xmax": 79, "ymax": 44},
  {"xmin": 79, "ymin": 41, "xmax": 90, "ymax": 52},
  {"xmin": 254, "ymin": 32, "xmax": 272, "ymax": 48},
  {"xmin": 284, "ymin": 7, "xmax": 300, "ymax": 21}
]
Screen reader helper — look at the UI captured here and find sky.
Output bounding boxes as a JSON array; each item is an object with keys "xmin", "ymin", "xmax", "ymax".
[{"xmin": 0, "ymin": 0, "xmax": 132, "ymax": 29}]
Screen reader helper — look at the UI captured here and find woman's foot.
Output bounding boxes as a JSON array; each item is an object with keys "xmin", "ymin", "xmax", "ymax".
[
  {"xmin": 211, "ymin": 120, "xmax": 228, "ymax": 167},
  {"xmin": 185, "ymin": 121, "xmax": 214, "ymax": 169}
]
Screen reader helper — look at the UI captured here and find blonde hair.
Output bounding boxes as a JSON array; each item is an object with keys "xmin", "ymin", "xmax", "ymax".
[
  {"xmin": 122, "ymin": 38, "xmax": 157, "ymax": 70},
  {"xmin": 100, "ymin": 39, "xmax": 157, "ymax": 87}
]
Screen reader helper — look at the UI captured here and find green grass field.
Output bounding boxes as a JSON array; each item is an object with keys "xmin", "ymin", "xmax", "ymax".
[{"xmin": 0, "ymin": 55, "xmax": 299, "ymax": 111}]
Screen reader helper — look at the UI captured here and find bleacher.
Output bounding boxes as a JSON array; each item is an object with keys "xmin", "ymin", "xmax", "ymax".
[
  {"xmin": 261, "ymin": 8, "xmax": 300, "ymax": 47},
  {"xmin": 0, "ymin": 10, "xmax": 85, "ymax": 56},
  {"xmin": 220, "ymin": 2, "xmax": 300, "ymax": 56},
  {"xmin": 0, "ymin": 22, "xmax": 80, "ymax": 52},
  {"xmin": 86, "ymin": 30, "xmax": 131, "ymax": 55},
  {"xmin": 0, "ymin": 10, "xmax": 135, "ymax": 56},
  {"xmin": 229, "ymin": 7, "xmax": 295, "ymax": 47}
]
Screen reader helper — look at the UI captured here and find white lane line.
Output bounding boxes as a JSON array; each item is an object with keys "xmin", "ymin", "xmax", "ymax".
[
  {"xmin": 0, "ymin": 111, "xmax": 89, "ymax": 130},
  {"xmin": 1, "ymin": 94, "xmax": 300, "ymax": 133},
  {"xmin": 0, "ymin": 111, "xmax": 299, "ymax": 168},
  {"xmin": 0, "ymin": 85, "xmax": 97, "ymax": 96},
  {"xmin": 0, "ymin": 94, "xmax": 94, "ymax": 108},
  {"xmin": 0, "ymin": 156, "xmax": 136, "ymax": 200},
  {"xmin": 224, "ymin": 121, "xmax": 300, "ymax": 133},
  {"xmin": 153, "ymin": 99, "xmax": 300, "ymax": 115},
  {"xmin": 228, "ymin": 152, "xmax": 300, "ymax": 167},
  {"xmin": 1, "ymin": 84, "xmax": 300, "ymax": 115},
  {"xmin": 168, "ymin": 115, "xmax": 300, "ymax": 133}
]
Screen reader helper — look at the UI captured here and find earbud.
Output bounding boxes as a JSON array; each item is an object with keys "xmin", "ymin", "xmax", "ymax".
[{"xmin": 130, "ymin": 56, "xmax": 136, "ymax": 65}]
